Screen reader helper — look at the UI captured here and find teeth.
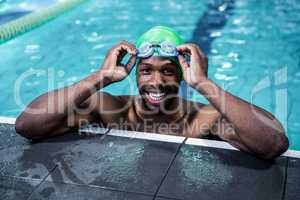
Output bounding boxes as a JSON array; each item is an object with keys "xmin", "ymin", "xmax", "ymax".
[
  {"xmin": 148, "ymin": 92, "xmax": 165, "ymax": 101},
  {"xmin": 150, "ymin": 92, "xmax": 165, "ymax": 97}
]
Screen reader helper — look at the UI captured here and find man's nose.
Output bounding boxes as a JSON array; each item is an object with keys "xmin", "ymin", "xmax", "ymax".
[{"xmin": 150, "ymin": 72, "xmax": 165, "ymax": 86}]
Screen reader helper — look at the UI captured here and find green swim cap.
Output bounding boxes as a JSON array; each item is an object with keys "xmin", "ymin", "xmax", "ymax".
[
  {"xmin": 136, "ymin": 26, "xmax": 184, "ymax": 79},
  {"xmin": 136, "ymin": 26, "xmax": 184, "ymax": 48}
]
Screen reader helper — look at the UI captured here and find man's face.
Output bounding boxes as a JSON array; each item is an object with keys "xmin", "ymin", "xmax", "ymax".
[{"xmin": 137, "ymin": 56, "xmax": 181, "ymax": 109}]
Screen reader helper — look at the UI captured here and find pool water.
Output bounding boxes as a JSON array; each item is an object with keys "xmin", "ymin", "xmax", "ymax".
[{"xmin": 0, "ymin": 0, "xmax": 299, "ymax": 150}]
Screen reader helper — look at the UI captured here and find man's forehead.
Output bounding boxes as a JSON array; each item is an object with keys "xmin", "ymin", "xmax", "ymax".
[{"xmin": 139, "ymin": 57, "xmax": 176, "ymax": 66}]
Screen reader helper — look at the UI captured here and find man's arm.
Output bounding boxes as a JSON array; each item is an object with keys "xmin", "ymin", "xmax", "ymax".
[
  {"xmin": 15, "ymin": 41, "xmax": 137, "ymax": 140},
  {"xmin": 15, "ymin": 72, "xmax": 109, "ymax": 140},
  {"xmin": 200, "ymin": 80, "xmax": 288, "ymax": 159},
  {"xmin": 177, "ymin": 43, "xmax": 289, "ymax": 159}
]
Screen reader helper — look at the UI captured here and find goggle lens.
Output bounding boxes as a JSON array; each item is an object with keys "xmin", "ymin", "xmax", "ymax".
[{"xmin": 137, "ymin": 41, "xmax": 178, "ymax": 58}]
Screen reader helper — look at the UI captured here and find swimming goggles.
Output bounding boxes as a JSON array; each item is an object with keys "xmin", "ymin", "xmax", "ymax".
[{"xmin": 137, "ymin": 41, "xmax": 179, "ymax": 58}]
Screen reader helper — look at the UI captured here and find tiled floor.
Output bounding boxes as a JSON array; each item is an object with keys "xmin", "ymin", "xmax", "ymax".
[
  {"xmin": 28, "ymin": 181, "xmax": 154, "ymax": 200},
  {"xmin": 44, "ymin": 135, "xmax": 181, "ymax": 195},
  {"xmin": 284, "ymin": 158, "xmax": 300, "ymax": 200},
  {"xmin": 0, "ymin": 123, "xmax": 299, "ymax": 200},
  {"xmin": 158, "ymin": 145, "xmax": 287, "ymax": 200}
]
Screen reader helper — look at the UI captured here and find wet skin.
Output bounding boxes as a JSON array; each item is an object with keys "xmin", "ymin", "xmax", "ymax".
[{"xmin": 15, "ymin": 41, "xmax": 289, "ymax": 159}]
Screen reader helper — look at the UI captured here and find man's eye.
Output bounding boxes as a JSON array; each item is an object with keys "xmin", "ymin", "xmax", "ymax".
[
  {"xmin": 141, "ymin": 69, "xmax": 151, "ymax": 74},
  {"xmin": 163, "ymin": 69, "xmax": 175, "ymax": 75}
]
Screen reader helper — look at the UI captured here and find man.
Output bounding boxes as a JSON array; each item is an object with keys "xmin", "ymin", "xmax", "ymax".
[{"xmin": 15, "ymin": 26, "xmax": 288, "ymax": 159}]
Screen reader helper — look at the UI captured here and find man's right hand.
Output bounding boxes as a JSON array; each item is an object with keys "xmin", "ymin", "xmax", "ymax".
[{"xmin": 99, "ymin": 41, "xmax": 137, "ymax": 83}]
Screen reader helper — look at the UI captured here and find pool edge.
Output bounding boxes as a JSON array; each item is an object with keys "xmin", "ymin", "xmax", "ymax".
[{"xmin": 1, "ymin": 117, "xmax": 299, "ymax": 158}]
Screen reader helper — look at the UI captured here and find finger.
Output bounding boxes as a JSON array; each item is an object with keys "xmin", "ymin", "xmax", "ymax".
[
  {"xmin": 125, "ymin": 55, "xmax": 137, "ymax": 73},
  {"xmin": 177, "ymin": 44, "xmax": 206, "ymax": 67},
  {"xmin": 176, "ymin": 45, "xmax": 192, "ymax": 56},
  {"xmin": 110, "ymin": 46, "xmax": 127, "ymax": 66},
  {"xmin": 107, "ymin": 41, "xmax": 137, "ymax": 68},
  {"xmin": 186, "ymin": 43, "xmax": 206, "ymax": 59},
  {"xmin": 177, "ymin": 54, "xmax": 189, "ymax": 69},
  {"xmin": 118, "ymin": 41, "xmax": 137, "ymax": 55},
  {"xmin": 177, "ymin": 44, "xmax": 201, "ymax": 56},
  {"xmin": 116, "ymin": 50, "xmax": 127, "ymax": 65}
]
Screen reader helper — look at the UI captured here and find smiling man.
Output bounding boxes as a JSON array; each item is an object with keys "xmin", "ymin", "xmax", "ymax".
[{"xmin": 15, "ymin": 26, "xmax": 288, "ymax": 159}]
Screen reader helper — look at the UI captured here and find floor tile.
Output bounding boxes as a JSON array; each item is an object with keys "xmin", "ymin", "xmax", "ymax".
[
  {"xmin": 0, "ymin": 143, "xmax": 57, "ymax": 179},
  {"xmin": 45, "ymin": 135, "xmax": 181, "ymax": 195},
  {"xmin": 284, "ymin": 157, "xmax": 300, "ymax": 200},
  {"xmin": 0, "ymin": 124, "xmax": 56, "ymax": 179},
  {"xmin": 158, "ymin": 144, "xmax": 287, "ymax": 200},
  {"xmin": 28, "ymin": 180, "xmax": 153, "ymax": 200},
  {"xmin": 0, "ymin": 127, "xmax": 105, "ymax": 180},
  {"xmin": 0, "ymin": 123, "xmax": 29, "ymax": 150},
  {"xmin": 0, "ymin": 175, "xmax": 41, "ymax": 200}
]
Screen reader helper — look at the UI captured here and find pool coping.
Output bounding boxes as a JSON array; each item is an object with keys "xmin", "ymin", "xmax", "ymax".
[{"xmin": 1, "ymin": 116, "xmax": 299, "ymax": 159}]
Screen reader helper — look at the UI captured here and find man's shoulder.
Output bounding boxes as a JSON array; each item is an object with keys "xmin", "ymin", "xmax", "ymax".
[
  {"xmin": 89, "ymin": 92, "xmax": 135, "ymax": 122},
  {"xmin": 88, "ymin": 92, "xmax": 134, "ymax": 113},
  {"xmin": 95, "ymin": 92, "xmax": 133, "ymax": 102}
]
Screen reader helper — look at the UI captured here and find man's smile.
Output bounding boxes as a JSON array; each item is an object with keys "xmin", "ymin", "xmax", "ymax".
[{"xmin": 145, "ymin": 91, "xmax": 167, "ymax": 105}]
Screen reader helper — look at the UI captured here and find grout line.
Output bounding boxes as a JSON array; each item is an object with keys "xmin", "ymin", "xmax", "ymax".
[
  {"xmin": 26, "ymin": 164, "xmax": 58, "ymax": 200},
  {"xmin": 101, "ymin": 128, "xmax": 111, "ymax": 139},
  {"xmin": 1, "ymin": 119, "xmax": 299, "ymax": 158},
  {"xmin": 154, "ymin": 196, "xmax": 183, "ymax": 200},
  {"xmin": 96, "ymin": 128, "xmax": 111, "ymax": 141},
  {"xmin": 42, "ymin": 177, "xmax": 155, "ymax": 198},
  {"xmin": 75, "ymin": 183, "xmax": 154, "ymax": 197},
  {"xmin": 281, "ymin": 157, "xmax": 289, "ymax": 200},
  {"xmin": 0, "ymin": 174, "xmax": 45, "ymax": 182},
  {"xmin": 152, "ymin": 137, "xmax": 188, "ymax": 200}
]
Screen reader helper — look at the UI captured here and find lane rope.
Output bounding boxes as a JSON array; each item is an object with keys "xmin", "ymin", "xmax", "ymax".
[{"xmin": 0, "ymin": 0, "xmax": 89, "ymax": 45}]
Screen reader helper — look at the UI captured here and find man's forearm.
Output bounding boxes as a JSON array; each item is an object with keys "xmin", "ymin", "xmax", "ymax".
[
  {"xmin": 15, "ymin": 71, "xmax": 109, "ymax": 138},
  {"xmin": 194, "ymin": 79, "xmax": 288, "ymax": 158},
  {"xmin": 63, "ymin": 71, "xmax": 110, "ymax": 111}
]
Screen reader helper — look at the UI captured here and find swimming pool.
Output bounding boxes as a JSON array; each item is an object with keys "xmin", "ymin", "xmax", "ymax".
[
  {"xmin": 0, "ymin": 0, "xmax": 57, "ymax": 25},
  {"xmin": 0, "ymin": 0, "xmax": 299, "ymax": 150}
]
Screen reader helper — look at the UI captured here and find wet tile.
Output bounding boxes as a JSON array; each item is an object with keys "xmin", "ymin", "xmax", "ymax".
[
  {"xmin": 0, "ymin": 123, "xmax": 29, "ymax": 150},
  {"xmin": 28, "ymin": 181, "xmax": 153, "ymax": 200},
  {"xmin": 45, "ymin": 135, "xmax": 181, "ymax": 195},
  {"xmin": 0, "ymin": 143, "xmax": 57, "ymax": 179},
  {"xmin": 158, "ymin": 144, "xmax": 287, "ymax": 200},
  {"xmin": 0, "ymin": 126, "xmax": 108, "ymax": 179},
  {"xmin": 0, "ymin": 175, "xmax": 41, "ymax": 200},
  {"xmin": 0, "ymin": 123, "xmax": 59, "ymax": 180},
  {"xmin": 284, "ymin": 157, "xmax": 300, "ymax": 200}
]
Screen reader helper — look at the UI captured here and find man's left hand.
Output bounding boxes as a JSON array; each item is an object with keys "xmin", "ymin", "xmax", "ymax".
[{"xmin": 176, "ymin": 43, "xmax": 208, "ymax": 88}]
